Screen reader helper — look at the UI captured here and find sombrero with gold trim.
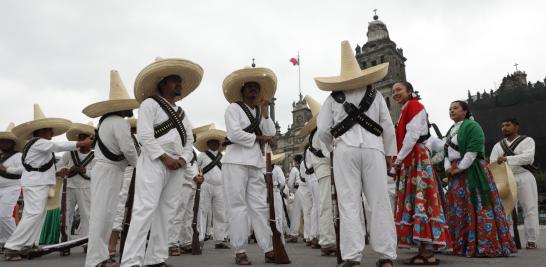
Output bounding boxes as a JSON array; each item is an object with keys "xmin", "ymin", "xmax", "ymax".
[
  {"xmin": 222, "ymin": 67, "xmax": 277, "ymax": 103},
  {"xmin": 83, "ymin": 70, "xmax": 139, "ymax": 118},
  {"xmin": 314, "ymin": 40, "xmax": 389, "ymax": 91},
  {"xmin": 12, "ymin": 104, "xmax": 71, "ymax": 141}
]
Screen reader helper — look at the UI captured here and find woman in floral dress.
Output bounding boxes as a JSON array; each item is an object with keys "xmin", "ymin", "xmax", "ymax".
[
  {"xmin": 444, "ymin": 100, "xmax": 516, "ymax": 257},
  {"xmin": 392, "ymin": 81, "xmax": 451, "ymax": 265}
]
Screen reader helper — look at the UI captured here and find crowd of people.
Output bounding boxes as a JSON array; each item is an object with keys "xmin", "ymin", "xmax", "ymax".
[{"xmin": 0, "ymin": 40, "xmax": 540, "ymax": 267}]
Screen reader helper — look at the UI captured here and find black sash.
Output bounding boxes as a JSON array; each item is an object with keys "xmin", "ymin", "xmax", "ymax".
[
  {"xmin": 500, "ymin": 135, "xmax": 538, "ymax": 173},
  {"xmin": 443, "ymin": 130, "xmax": 459, "ymax": 157},
  {"xmin": 67, "ymin": 151, "xmax": 94, "ymax": 180},
  {"xmin": 202, "ymin": 151, "xmax": 222, "ymax": 175},
  {"xmin": 21, "ymin": 138, "xmax": 56, "ymax": 172},
  {"xmin": 302, "ymin": 148, "xmax": 314, "ymax": 176},
  {"xmin": 0, "ymin": 151, "xmax": 21, "ymax": 180},
  {"xmin": 308, "ymin": 129, "xmax": 325, "ymax": 158},
  {"xmin": 190, "ymin": 150, "xmax": 197, "ymax": 166},
  {"xmin": 151, "ymin": 96, "xmax": 187, "ymax": 146},
  {"xmin": 330, "ymin": 87, "xmax": 383, "ymax": 138},
  {"xmin": 224, "ymin": 102, "xmax": 263, "ymax": 147},
  {"xmin": 95, "ymin": 114, "xmax": 126, "ymax": 162},
  {"xmin": 131, "ymin": 134, "xmax": 141, "ymax": 156}
]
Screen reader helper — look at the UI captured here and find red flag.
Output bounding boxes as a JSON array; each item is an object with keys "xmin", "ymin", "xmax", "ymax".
[{"xmin": 289, "ymin": 57, "xmax": 299, "ymax": 66}]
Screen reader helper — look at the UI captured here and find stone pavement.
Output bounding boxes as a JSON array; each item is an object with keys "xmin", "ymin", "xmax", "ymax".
[{"xmin": 1, "ymin": 228, "xmax": 544, "ymax": 267}]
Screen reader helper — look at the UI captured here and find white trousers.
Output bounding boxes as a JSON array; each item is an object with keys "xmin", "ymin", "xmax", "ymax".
[
  {"xmin": 112, "ymin": 166, "xmax": 134, "ymax": 231},
  {"xmin": 222, "ymin": 163, "xmax": 272, "ymax": 254},
  {"xmin": 333, "ymin": 145, "xmax": 397, "ymax": 262},
  {"xmin": 120, "ymin": 156, "xmax": 184, "ymax": 267},
  {"xmin": 170, "ymin": 182, "xmax": 204, "ymax": 247},
  {"xmin": 4, "ymin": 185, "xmax": 50, "ymax": 250},
  {"xmin": 85, "ymin": 162, "xmax": 124, "ymax": 267},
  {"xmin": 317, "ymin": 175, "xmax": 336, "ymax": 247},
  {"xmin": 0, "ymin": 186, "xmax": 20, "ymax": 246},
  {"xmin": 65, "ymin": 187, "xmax": 91, "ymax": 239},
  {"xmin": 512, "ymin": 171, "xmax": 540, "ymax": 243},
  {"xmin": 201, "ymin": 182, "xmax": 228, "ymax": 242},
  {"xmin": 308, "ymin": 178, "xmax": 320, "ymax": 239},
  {"xmin": 288, "ymin": 189, "xmax": 303, "ymax": 237},
  {"xmin": 298, "ymin": 185, "xmax": 314, "ymax": 239},
  {"xmin": 273, "ymin": 188, "xmax": 286, "ymax": 239}
]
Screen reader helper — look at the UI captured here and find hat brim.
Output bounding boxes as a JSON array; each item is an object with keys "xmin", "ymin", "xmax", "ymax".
[
  {"xmin": 82, "ymin": 99, "xmax": 140, "ymax": 118},
  {"xmin": 195, "ymin": 129, "xmax": 226, "ymax": 152},
  {"xmin": 134, "ymin": 58, "xmax": 203, "ymax": 103},
  {"xmin": 299, "ymin": 116, "xmax": 317, "ymax": 137},
  {"xmin": 66, "ymin": 123, "xmax": 96, "ymax": 141},
  {"xmin": 489, "ymin": 162, "xmax": 518, "ymax": 215},
  {"xmin": 127, "ymin": 118, "xmax": 137, "ymax": 129},
  {"xmin": 0, "ymin": 132, "xmax": 25, "ymax": 152},
  {"xmin": 223, "ymin": 68, "xmax": 277, "ymax": 103},
  {"xmin": 271, "ymin": 153, "xmax": 286, "ymax": 164},
  {"xmin": 12, "ymin": 118, "xmax": 72, "ymax": 141},
  {"xmin": 314, "ymin": 63, "xmax": 389, "ymax": 91},
  {"xmin": 47, "ymin": 177, "xmax": 63, "ymax": 210}
]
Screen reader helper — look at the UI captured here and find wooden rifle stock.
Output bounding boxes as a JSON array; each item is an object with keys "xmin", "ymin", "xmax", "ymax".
[
  {"xmin": 191, "ymin": 180, "xmax": 203, "ymax": 255},
  {"xmin": 330, "ymin": 151, "xmax": 342, "ymax": 264},
  {"xmin": 119, "ymin": 168, "xmax": 136, "ymax": 261},
  {"xmin": 265, "ymin": 146, "xmax": 290, "ymax": 264}
]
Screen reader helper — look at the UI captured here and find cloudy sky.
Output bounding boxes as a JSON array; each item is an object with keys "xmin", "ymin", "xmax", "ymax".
[{"xmin": 1, "ymin": 0, "xmax": 545, "ymax": 138}]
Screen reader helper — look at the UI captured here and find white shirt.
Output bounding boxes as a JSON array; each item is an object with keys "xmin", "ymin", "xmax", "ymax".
[
  {"xmin": 443, "ymin": 121, "xmax": 477, "ymax": 171},
  {"xmin": 57, "ymin": 150, "xmax": 96, "ymax": 188},
  {"xmin": 287, "ymin": 166, "xmax": 301, "ymax": 193},
  {"xmin": 301, "ymin": 148, "xmax": 318, "ymax": 183},
  {"xmin": 272, "ymin": 165, "xmax": 286, "ymax": 191},
  {"xmin": 0, "ymin": 152, "xmax": 23, "ymax": 188},
  {"xmin": 425, "ymin": 136, "xmax": 445, "ymax": 165},
  {"xmin": 310, "ymin": 133, "xmax": 331, "ymax": 179},
  {"xmin": 222, "ymin": 103, "xmax": 276, "ymax": 168},
  {"xmin": 490, "ymin": 136, "xmax": 535, "ymax": 175},
  {"xmin": 21, "ymin": 138, "xmax": 76, "ymax": 186},
  {"xmin": 395, "ymin": 107, "xmax": 429, "ymax": 165},
  {"xmin": 96, "ymin": 116, "xmax": 138, "ymax": 168},
  {"xmin": 183, "ymin": 150, "xmax": 200, "ymax": 188},
  {"xmin": 317, "ymin": 88, "xmax": 396, "ymax": 156},
  {"xmin": 198, "ymin": 150, "xmax": 223, "ymax": 186},
  {"xmin": 138, "ymin": 98, "xmax": 194, "ymax": 164}
]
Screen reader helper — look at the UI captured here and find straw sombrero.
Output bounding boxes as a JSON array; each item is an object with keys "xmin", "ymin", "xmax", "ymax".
[
  {"xmin": 82, "ymin": 70, "xmax": 140, "ymax": 118},
  {"xmin": 134, "ymin": 57, "xmax": 203, "ymax": 103},
  {"xmin": 12, "ymin": 104, "xmax": 71, "ymax": 141},
  {"xmin": 299, "ymin": 95, "xmax": 321, "ymax": 137},
  {"xmin": 222, "ymin": 67, "xmax": 277, "ymax": 103},
  {"xmin": 271, "ymin": 152, "xmax": 286, "ymax": 165},
  {"xmin": 314, "ymin": 40, "xmax": 389, "ymax": 91},
  {"xmin": 66, "ymin": 122, "xmax": 95, "ymax": 141},
  {"xmin": 127, "ymin": 117, "xmax": 137, "ymax": 129},
  {"xmin": 195, "ymin": 128, "xmax": 227, "ymax": 153},
  {"xmin": 489, "ymin": 162, "xmax": 518, "ymax": 215},
  {"xmin": 47, "ymin": 176, "xmax": 63, "ymax": 210},
  {"xmin": 0, "ymin": 123, "xmax": 25, "ymax": 151},
  {"xmin": 192, "ymin": 123, "xmax": 215, "ymax": 136}
]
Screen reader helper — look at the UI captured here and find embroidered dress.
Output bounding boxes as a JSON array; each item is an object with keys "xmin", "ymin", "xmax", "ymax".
[
  {"xmin": 444, "ymin": 119, "xmax": 516, "ymax": 257},
  {"xmin": 394, "ymin": 99, "xmax": 451, "ymax": 251}
]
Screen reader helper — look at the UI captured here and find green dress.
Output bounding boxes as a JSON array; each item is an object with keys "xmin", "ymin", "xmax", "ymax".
[{"xmin": 39, "ymin": 208, "xmax": 61, "ymax": 245}]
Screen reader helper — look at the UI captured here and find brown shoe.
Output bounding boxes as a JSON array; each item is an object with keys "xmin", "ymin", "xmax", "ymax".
[
  {"xmin": 235, "ymin": 252, "xmax": 252, "ymax": 265},
  {"xmin": 264, "ymin": 251, "xmax": 276, "ymax": 263},
  {"xmin": 526, "ymin": 242, "xmax": 537, "ymax": 249},
  {"xmin": 169, "ymin": 245, "xmax": 181, "ymax": 256},
  {"xmin": 343, "ymin": 260, "xmax": 360, "ymax": 267},
  {"xmin": 214, "ymin": 242, "xmax": 231, "ymax": 249},
  {"xmin": 3, "ymin": 249, "xmax": 22, "ymax": 261},
  {"xmin": 305, "ymin": 239, "xmax": 312, "ymax": 246},
  {"xmin": 311, "ymin": 238, "xmax": 321, "ymax": 249},
  {"xmin": 286, "ymin": 235, "xmax": 298, "ymax": 243},
  {"xmin": 179, "ymin": 245, "xmax": 192, "ymax": 254},
  {"xmin": 321, "ymin": 246, "xmax": 337, "ymax": 256}
]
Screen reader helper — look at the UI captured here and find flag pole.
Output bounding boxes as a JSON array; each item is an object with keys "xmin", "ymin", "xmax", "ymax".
[{"xmin": 298, "ymin": 51, "xmax": 302, "ymax": 101}]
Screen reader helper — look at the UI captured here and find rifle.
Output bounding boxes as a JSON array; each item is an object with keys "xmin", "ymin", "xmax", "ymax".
[
  {"xmin": 281, "ymin": 191, "xmax": 291, "ymax": 228},
  {"xmin": 330, "ymin": 151, "xmax": 342, "ymax": 265},
  {"xmin": 192, "ymin": 178, "xmax": 203, "ymax": 255},
  {"xmin": 265, "ymin": 144, "xmax": 291, "ymax": 264},
  {"xmin": 27, "ymin": 237, "xmax": 88, "ymax": 259},
  {"xmin": 512, "ymin": 209, "xmax": 522, "ymax": 249},
  {"xmin": 119, "ymin": 168, "xmax": 136, "ymax": 261},
  {"xmin": 60, "ymin": 176, "xmax": 70, "ymax": 256}
]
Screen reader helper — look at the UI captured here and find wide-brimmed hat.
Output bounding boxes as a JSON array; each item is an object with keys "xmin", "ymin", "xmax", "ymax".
[
  {"xmin": 192, "ymin": 123, "xmax": 215, "ymax": 137},
  {"xmin": 83, "ymin": 70, "xmax": 140, "ymax": 118},
  {"xmin": 222, "ymin": 67, "xmax": 277, "ymax": 103},
  {"xmin": 134, "ymin": 57, "xmax": 203, "ymax": 103},
  {"xmin": 47, "ymin": 176, "xmax": 63, "ymax": 210},
  {"xmin": 127, "ymin": 117, "xmax": 137, "ymax": 129},
  {"xmin": 314, "ymin": 40, "xmax": 389, "ymax": 91},
  {"xmin": 0, "ymin": 123, "xmax": 25, "ymax": 151},
  {"xmin": 489, "ymin": 162, "xmax": 518, "ymax": 215},
  {"xmin": 12, "ymin": 104, "xmax": 72, "ymax": 141},
  {"xmin": 271, "ymin": 152, "xmax": 286, "ymax": 165},
  {"xmin": 195, "ymin": 128, "xmax": 226, "ymax": 153},
  {"xmin": 299, "ymin": 95, "xmax": 321, "ymax": 137},
  {"xmin": 66, "ymin": 122, "xmax": 95, "ymax": 141}
]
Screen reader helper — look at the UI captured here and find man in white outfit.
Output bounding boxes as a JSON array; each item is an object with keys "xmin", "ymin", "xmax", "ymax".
[
  {"xmin": 195, "ymin": 127, "xmax": 230, "ymax": 249},
  {"xmin": 57, "ymin": 122, "xmax": 96, "ymax": 242},
  {"xmin": 270, "ymin": 153, "xmax": 288, "ymax": 240},
  {"xmin": 83, "ymin": 70, "xmax": 140, "ymax": 267},
  {"xmin": 490, "ymin": 118, "xmax": 540, "ymax": 249},
  {"xmin": 0, "ymin": 123, "xmax": 23, "ymax": 253},
  {"xmin": 121, "ymin": 58, "xmax": 203, "ymax": 267},
  {"xmin": 286, "ymin": 155, "xmax": 303, "ymax": 243},
  {"xmin": 4, "ymin": 104, "xmax": 92, "ymax": 261},
  {"xmin": 300, "ymin": 147, "xmax": 319, "ymax": 247},
  {"xmin": 222, "ymin": 66, "xmax": 277, "ymax": 265},
  {"xmin": 315, "ymin": 40, "xmax": 397, "ymax": 267}
]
